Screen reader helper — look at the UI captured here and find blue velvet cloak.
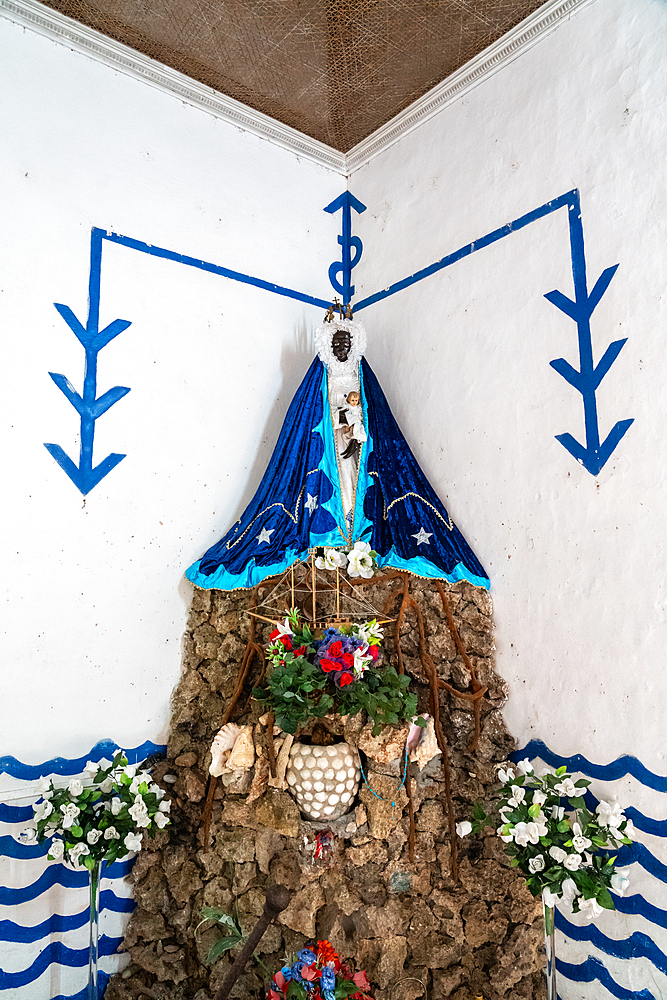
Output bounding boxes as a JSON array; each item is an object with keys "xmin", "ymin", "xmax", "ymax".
[{"xmin": 186, "ymin": 356, "xmax": 489, "ymax": 591}]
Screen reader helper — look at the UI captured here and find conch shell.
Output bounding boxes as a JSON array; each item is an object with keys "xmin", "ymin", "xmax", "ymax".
[
  {"xmin": 226, "ymin": 727, "xmax": 255, "ymax": 771},
  {"xmin": 209, "ymin": 723, "xmax": 242, "ymax": 776}
]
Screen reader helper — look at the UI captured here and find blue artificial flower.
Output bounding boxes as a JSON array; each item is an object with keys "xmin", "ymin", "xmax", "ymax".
[
  {"xmin": 297, "ymin": 949, "xmax": 317, "ymax": 964},
  {"xmin": 320, "ymin": 967, "xmax": 336, "ymax": 990},
  {"xmin": 280, "ymin": 966, "xmax": 293, "ymax": 981},
  {"xmin": 291, "ymin": 960, "xmax": 305, "ymax": 981},
  {"xmin": 323, "ymin": 990, "xmax": 336, "ymax": 1000}
]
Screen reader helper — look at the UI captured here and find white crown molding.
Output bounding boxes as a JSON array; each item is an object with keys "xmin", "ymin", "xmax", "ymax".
[
  {"xmin": 0, "ymin": 0, "xmax": 347, "ymax": 172},
  {"xmin": 1, "ymin": 0, "xmax": 595, "ymax": 176},
  {"xmin": 344, "ymin": 0, "xmax": 597, "ymax": 172}
]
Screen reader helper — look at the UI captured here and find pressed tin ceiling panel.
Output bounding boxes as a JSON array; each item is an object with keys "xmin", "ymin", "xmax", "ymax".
[{"xmin": 38, "ymin": 0, "xmax": 545, "ymax": 151}]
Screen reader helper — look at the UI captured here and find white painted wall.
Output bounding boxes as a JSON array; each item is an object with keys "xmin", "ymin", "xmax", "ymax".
[
  {"xmin": 0, "ymin": 14, "xmax": 344, "ymax": 767},
  {"xmin": 350, "ymin": 0, "xmax": 667, "ymax": 994}
]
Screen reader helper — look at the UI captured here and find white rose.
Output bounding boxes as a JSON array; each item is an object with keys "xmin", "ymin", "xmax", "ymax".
[
  {"xmin": 497, "ymin": 826, "xmax": 514, "ymax": 844},
  {"xmin": 551, "ymin": 805, "xmax": 565, "ymax": 821},
  {"xmin": 564, "ymin": 853, "xmax": 582, "ymax": 871},
  {"xmin": 511, "ymin": 786, "xmax": 526, "ymax": 804},
  {"xmin": 159, "ymin": 800, "xmax": 171, "ymax": 814},
  {"xmin": 622, "ymin": 819, "xmax": 635, "ymax": 840},
  {"xmin": 149, "ymin": 783, "xmax": 164, "ymax": 800},
  {"xmin": 68, "ymin": 778, "xmax": 84, "ymax": 797},
  {"xmin": 36, "ymin": 777, "xmax": 54, "ymax": 798},
  {"xmin": 512, "ymin": 823, "xmax": 530, "ymax": 847},
  {"xmin": 572, "ymin": 831, "xmax": 592, "ymax": 853},
  {"xmin": 532, "ymin": 790, "xmax": 547, "ymax": 806},
  {"xmin": 497, "ymin": 767, "xmax": 514, "ymax": 784},
  {"xmin": 124, "ymin": 831, "xmax": 143, "ymax": 853},
  {"xmin": 99, "ymin": 776, "xmax": 115, "ymax": 793},
  {"xmin": 554, "ymin": 778, "xmax": 577, "ymax": 797},
  {"xmin": 596, "ymin": 799, "xmax": 624, "ymax": 828},
  {"xmin": 104, "ymin": 826, "xmax": 120, "ymax": 840},
  {"xmin": 528, "ymin": 854, "xmax": 545, "ymax": 873},
  {"xmin": 542, "ymin": 886, "xmax": 561, "ymax": 907},
  {"xmin": 123, "ymin": 764, "xmax": 138, "ymax": 779},
  {"xmin": 87, "ymin": 829, "xmax": 103, "ymax": 844},
  {"xmin": 47, "ymin": 839, "xmax": 65, "ymax": 861},
  {"xmin": 83, "ymin": 761, "xmax": 100, "ymax": 778},
  {"xmin": 611, "ymin": 869, "xmax": 630, "ymax": 896},
  {"xmin": 69, "ymin": 843, "xmax": 90, "ymax": 868},
  {"xmin": 314, "ymin": 556, "xmax": 326, "ymax": 569},
  {"xmin": 516, "ymin": 759, "xmax": 534, "ymax": 776},
  {"xmin": 154, "ymin": 812, "xmax": 170, "ymax": 829},
  {"xmin": 60, "ymin": 802, "xmax": 80, "ymax": 817},
  {"xmin": 524, "ymin": 822, "xmax": 544, "ymax": 845},
  {"xmin": 456, "ymin": 821, "xmax": 473, "ymax": 837},
  {"xmin": 549, "ymin": 846, "xmax": 568, "ymax": 863},
  {"xmin": 578, "ymin": 896, "xmax": 604, "ymax": 920},
  {"xmin": 34, "ymin": 800, "xmax": 54, "ymax": 822},
  {"xmin": 110, "ymin": 797, "xmax": 123, "ymax": 816}
]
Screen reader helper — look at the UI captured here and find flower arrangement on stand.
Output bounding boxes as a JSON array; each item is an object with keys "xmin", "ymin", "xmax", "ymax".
[
  {"xmin": 25, "ymin": 752, "xmax": 171, "ymax": 1000},
  {"xmin": 253, "ymin": 610, "xmax": 420, "ymax": 736},
  {"xmin": 457, "ymin": 760, "xmax": 633, "ymax": 999},
  {"xmin": 268, "ymin": 941, "xmax": 374, "ymax": 1000}
]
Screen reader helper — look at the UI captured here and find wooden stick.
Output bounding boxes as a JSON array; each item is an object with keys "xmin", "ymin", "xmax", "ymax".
[{"xmin": 213, "ymin": 886, "xmax": 291, "ymax": 1000}]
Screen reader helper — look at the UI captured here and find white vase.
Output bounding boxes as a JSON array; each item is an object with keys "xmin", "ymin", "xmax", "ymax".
[{"xmin": 286, "ymin": 742, "xmax": 360, "ymax": 821}]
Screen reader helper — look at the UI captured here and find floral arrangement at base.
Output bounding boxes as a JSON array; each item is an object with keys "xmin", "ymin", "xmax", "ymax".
[
  {"xmin": 457, "ymin": 760, "xmax": 633, "ymax": 918},
  {"xmin": 268, "ymin": 941, "xmax": 374, "ymax": 1000},
  {"xmin": 314, "ymin": 541, "xmax": 378, "ymax": 579},
  {"xmin": 253, "ymin": 610, "xmax": 421, "ymax": 735},
  {"xmin": 25, "ymin": 752, "xmax": 170, "ymax": 869}
]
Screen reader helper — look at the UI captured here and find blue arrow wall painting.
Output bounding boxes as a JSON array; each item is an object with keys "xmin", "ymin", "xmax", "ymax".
[{"xmin": 44, "ymin": 187, "xmax": 631, "ymax": 494}]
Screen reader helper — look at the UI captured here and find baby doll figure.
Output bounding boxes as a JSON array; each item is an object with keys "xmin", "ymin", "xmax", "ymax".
[{"xmin": 338, "ymin": 389, "xmax": 367, "ymax": 460}]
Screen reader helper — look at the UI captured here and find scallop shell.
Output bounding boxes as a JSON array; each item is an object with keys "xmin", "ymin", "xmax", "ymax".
[{"xmin": 209, "ymin": 723, "xmax": 242, "ymax": 776}]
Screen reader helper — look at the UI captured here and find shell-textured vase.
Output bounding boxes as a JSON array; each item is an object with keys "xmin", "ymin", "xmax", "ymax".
[{"xmin": 286, "ymin": 742, "xmax": 360, "ymax": 821}]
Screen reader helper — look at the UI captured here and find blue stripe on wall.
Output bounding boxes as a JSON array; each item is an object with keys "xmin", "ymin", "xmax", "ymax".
[
  {"xmin": 0, "ymin": 803, "xmax": 33, "ymax": 823},
  {"xmin": 0, "ymin": 937, "xmax": 123, "ymax": 989},
  {"xmin": 0, "ymin": 739, "xmax": 166, "ymax": 780},
  {"xmin": 556, "ymin": 909, "xmax": 667, "ymax": 976},
  {"xmin": 512, "ymin": 740, "xmax": 667, "ymax": 792},
  {"xmin": 556, "ymin": 957, "xmax": 656, "ymax": 999},
  {"xmin": 53, "ymin": 972, "xmax": 111, "ymax": 1000},
  {"xmin": 0, "ymin": 889, "xmax": 135, "ymax": 943},
  {"xmin": 0, "ymin": 857, "xmax": 134, "ymax": 904}
]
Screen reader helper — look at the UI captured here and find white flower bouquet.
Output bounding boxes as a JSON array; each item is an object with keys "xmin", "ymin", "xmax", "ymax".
[
  {"xmin": 315, "ymin": 541, "xmax": 378, "ymax": 579},
  {"xmin": 457, "ymin": 761, "xmax": 633, "ymax": 918},
  {"xmin": 26, "ymin": 752, "xmax": 170, "ymax": 870}
]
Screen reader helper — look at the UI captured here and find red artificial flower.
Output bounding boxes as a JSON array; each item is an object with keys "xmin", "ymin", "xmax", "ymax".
[
  {"xmin": 316, "ymin": 940, "xmax": 338, "ymax": 965},
  {"xmin": 342, "ymin": 652, "xmax": 355, "ymax": 667},
  {"xmin": 329, "ymin": 640, "xmax": 343, "ymax": 657},
  {"xmin": 339, "ymin": 672, "xmax": 353, "ymax": 686},
  {"xmin": 273, "ymin": 971, "xmax": 288, "ymax": 991},
  {"xmin": 353, "ymin": 970, "xmax": 371, "ymax": 990},
  {"xmin": 301, "ymin": 964, "xmax": 321, "ymax": 982},
  {"xmin": 368, "ymin": 645, "xmax": 379, "ymax": 660},
  {"xmin": 268, "ymin": 990, "xmax": 283, "ymax": 1000},
  {"xmin": 319, "ymin": 658, "xmax": 338, "ymax": 673},
  {"xmin": 293, "ymin": 645, "xmax": 306, "ymax": 656},
  {"xmin": 269, "ymin": 630, "xmax": 292, "ymax": 651}
]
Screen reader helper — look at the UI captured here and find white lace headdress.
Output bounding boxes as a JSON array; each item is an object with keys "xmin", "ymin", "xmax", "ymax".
[{"xmin": 314, "ymin": 319, "xmax": 367, "ymax": 377}]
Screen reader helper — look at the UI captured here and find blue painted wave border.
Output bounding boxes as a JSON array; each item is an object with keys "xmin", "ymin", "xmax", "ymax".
[{"xmin": 0, "ymin": 738, "xmax": 166, "ymax": 781}]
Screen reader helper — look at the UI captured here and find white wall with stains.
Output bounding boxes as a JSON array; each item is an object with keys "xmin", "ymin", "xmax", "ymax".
[
  {"xmin": 349, "ymin": 1, "xmax": 667, "ymax": 995},
  {"xmin": 0, "ymin": 13, "xmax": 344, "ymax": 765}
]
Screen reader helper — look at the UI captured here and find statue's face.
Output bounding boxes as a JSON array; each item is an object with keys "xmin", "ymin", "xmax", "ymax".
[{"xmin": 332, "ymin": 329, "xmax": 351, "ymax": 362}]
